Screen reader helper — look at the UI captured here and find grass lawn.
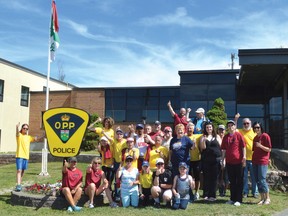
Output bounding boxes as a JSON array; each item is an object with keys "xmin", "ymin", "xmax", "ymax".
[{"xmin": 0, "ymin": 161, "xmax": 287, "ymax": 216}]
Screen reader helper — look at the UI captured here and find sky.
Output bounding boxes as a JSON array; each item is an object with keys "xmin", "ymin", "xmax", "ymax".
[{"xmin": 1, "ymin": 0, "xmax": 288, "ymax": 88}]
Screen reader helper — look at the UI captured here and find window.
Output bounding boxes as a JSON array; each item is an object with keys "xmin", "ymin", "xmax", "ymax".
[
  {"xmin": 0, "ymin": 79, "xmax": 4, "ymax": 102},
  {"xmin": 21, "ymin": 86, "xmax": 29, "ymax": 107}
]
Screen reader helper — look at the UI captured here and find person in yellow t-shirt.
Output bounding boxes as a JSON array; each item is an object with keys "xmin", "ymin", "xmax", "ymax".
[
  {"xmin": 186, "ymin": 122, "xmax": 202, "ymax": 201},
  {"xmin": 146, "ymin": 135, "xmax": 168, "ymax": 171},
  {"xmin": 15, "ymin": 122, "xmax": 44, "ymax": 191},
  {"xmin": 235, "ymin": 113, "xmax": 258, "ymax": 198},
  {"xmin": 122, "ymin": 137, "xmax": 139, "ymax": 169},
  {"xmin": 97, "ymin": 136, "xmax": 114, "ymax": 189},
  {"xmin": 87, "ymin": 116, "xmax": 115, "ymax": 140},
  {"xmin": 139, "ymin": 161, "xmax": 153, "ymax": 206}
]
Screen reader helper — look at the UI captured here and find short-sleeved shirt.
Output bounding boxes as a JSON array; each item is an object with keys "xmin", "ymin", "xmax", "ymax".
[
  {"xmin": 238, "ymin": 129, "xmax": 256, "ymax": 160},
  {"xmin": 147, "ymin": 146, "xmax": 169, "ymax": 170},
  {"xmin": 84, "ymin": 169, "xmax": 103, "ymax": 190},
  {"xmin": 95, "ymin": 127, "xmax": 115, "ymax": 140},
  {"xmin": 120, "ymin": 167, "xmax": 139, "ymax": 193},
  {"xmin": 170, "ymin": 136, "xmax": 193, "ymax": 166},
  {"xmin": 221, "ymin": 132, "xmax": 246, "ymax": 165},
  {"xmin": 135, "ymin": 136, "xmax": 149, "ymax": 157},
  {"xmin": 113, "ymin": 139, "xmax": 127, "ymax": 163},
  {"xmin": 252, "ymin": 133, "xmax": 272, "ymax": 165},
  {"xmin": 188, "ymin": 134, "xmax": 202, "ymax": 161},
  {"xmin": 173, "ymin": 114, "xmax": 188, "ymax": 134},
  {"xmin": 139, "ymin": 171, "xmax": 153, "ymax": 189},
  {"xmin": 153, "ymin": 169, "xmax": 173, "ymax": 188},
  {"xmin": 99, "ymin": 144, "xmax": 114, "ymax": 167},
  {"xmin": 122, "ymin": 148, "xmax": 140, "ymax": 169},
  {"xmin": 62, "ymin": 168, "xmax": 83, "ymax": 190},
  {"xmin": 16, "ymin": 133, "xmax": 35, "ymax": 160}
]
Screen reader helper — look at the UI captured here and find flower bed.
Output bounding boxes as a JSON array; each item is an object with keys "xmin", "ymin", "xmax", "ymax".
[{"xmin": 24, "ymin": 181, "xmax": 62, "ymax": 196}]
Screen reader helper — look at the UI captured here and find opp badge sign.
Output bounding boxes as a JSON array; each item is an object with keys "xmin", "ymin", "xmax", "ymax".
[{"xmin": 43, "ymin": 107, "xmax": 90, "ymax": 157}]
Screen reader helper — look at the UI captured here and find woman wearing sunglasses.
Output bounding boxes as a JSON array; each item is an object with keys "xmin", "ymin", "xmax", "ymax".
[
  {"xmin": 84, "ymin": 157, "xmax": 118, "ymax": 208},
  {"xmin": 252, "ymin": 122, "xmax": 272, "ymax": 205}
]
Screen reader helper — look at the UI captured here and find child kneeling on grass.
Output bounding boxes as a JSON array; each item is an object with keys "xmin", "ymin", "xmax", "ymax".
[{"xmin": 172, "ymin": 162, "xmax": 195, "ymax": 210}]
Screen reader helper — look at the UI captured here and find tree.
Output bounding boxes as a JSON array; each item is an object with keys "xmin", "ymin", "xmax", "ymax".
[
  {"xmin": 206, "ymin": 97, "xmax": 227, "ymax": 129},
  {"xmin": 81, "ymin": 113, "xmax": 101, "ymax": 151}
]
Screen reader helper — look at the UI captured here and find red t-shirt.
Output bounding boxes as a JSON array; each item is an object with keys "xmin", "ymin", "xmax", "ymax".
[
  {"xmin": 173, "ymin": 113, "xmax": 188, "ymax": 133},
  {"xmin": 84, "ymin": 169, "xmax": 103, "ymax": 190},
  {"xmin": 252, "ymin": 133, "xmax": 272, "ymax": 165},
  {"xmin": 62, "ymin": 168, "xmax": 83, "ymax": 190},
  {"xmin": 221, "ymin": 132, "xmax": 246, "ymax": 165}
]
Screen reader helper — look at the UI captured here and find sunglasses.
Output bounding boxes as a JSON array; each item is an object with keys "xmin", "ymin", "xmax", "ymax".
[
  {"xmin": 243, "ymin": 122, "xmax": 250, "ymax": 125},
  {"xmin": 253, "ymin": 127, "xmax": 260, "ymax": 129},
  {"xmin": 93, "ymin": 162, "xmax": 101, "ymax": 165},
  {"xmin": 22, "ymin": 128, "xmax": 29, "ymax": 130},
  {"xmin": 70, "ymin": 161, "xmax": 77, "ymax": 163},
  {"xmin": 164, "ymin": 131, "xmax": 171, "ymax": 133},
  {"xmin": 126, "ymin": 160, "xmax": 133, "ymax": 163},
  {"xmin": 156, "ymin": 163, "xmax": 164, "ymax": 166}
]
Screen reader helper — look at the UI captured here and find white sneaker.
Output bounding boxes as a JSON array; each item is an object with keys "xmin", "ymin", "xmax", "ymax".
[
  {"xmin": 67, "ymin": 206, "xmax": 73, "ymax": 212},
  {"xmin": 234, "ymin": 201, "xmax": 241, "ymax": 206},
  {"xmin": 226, "ymin": 200, "xmax": 234, "ymax": 205},
  {"xmin": 88, "ymin": 203, "xmax": 94, "ymax": 208},
  {"xmin": 195, "ymin": 193, "xmax": 200, "ymax": 200}
]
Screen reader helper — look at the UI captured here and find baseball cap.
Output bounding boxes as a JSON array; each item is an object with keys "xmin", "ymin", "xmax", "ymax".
[
  {"xmin": 69, "ymin": 157, "xmax": 77, "ymax": 162},
  {"xmin": 136, "ymin": 123, "xmax": 144, "ymax": 129},
  {"xmin": 227, "ymin": 120, "xmax": 236, "ymax": 125},
  {"xmin": 116, "ymin": 129, "xmax": 123, "ymax": 134},
  {"xmin": 125, "ymin": 155, "xmax": 133, "ymax": 161},
  {"xmin": 178, "ymin": 162, "xmax": 188, "ymax": 169},
  {"xmin": 218, "ymin": 125, "xmax": 225, "ymax": 130},
  {"xmin": 164, "ymin": 126, "xmax": 172, "ymax": 132},
  {"xmin": 195, "ymin": 108, "xmax": 205, "ymax": 114},
  {"xmin": 154, "ymin": 120, "xmax": 161, "ymax": 125},
  {"xmin": 126, "ymin": 137, "xmax": 134, "ymax": 142},
  {"xmin": 156, "ymin": 158, "xmax": 164, "ymax": 165},
  {"xmin": 142, "ymin": 161, "xmax": 149, "ymax": 167},
  {"xmin": 100, "ymin": 136, "xmax": 109, "ymax": 142}
]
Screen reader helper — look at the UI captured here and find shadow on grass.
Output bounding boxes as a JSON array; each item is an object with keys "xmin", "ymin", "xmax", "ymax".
[{"xmin": 0, "ymin": 194, "xmax": 11, "ymax": 205}]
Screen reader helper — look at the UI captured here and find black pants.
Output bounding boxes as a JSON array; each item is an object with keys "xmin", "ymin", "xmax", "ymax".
[
  {"xmin": 227, "ymin": 163, "xmax": 244, "ymax": 203},
  {"xmin": 202, "ymin": 161, "xmax": 221, "ymax": 198}
]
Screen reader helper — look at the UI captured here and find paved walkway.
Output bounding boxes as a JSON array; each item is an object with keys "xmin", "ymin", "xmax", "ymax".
[{"xmin": 273, "ymin": 208, "xmax": 288, "ymax": 216}]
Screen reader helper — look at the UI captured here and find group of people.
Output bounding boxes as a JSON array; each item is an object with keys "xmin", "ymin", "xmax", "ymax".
[{"xmin": 14, "ymin": 101, "xmax": 272, "ymax": 212}]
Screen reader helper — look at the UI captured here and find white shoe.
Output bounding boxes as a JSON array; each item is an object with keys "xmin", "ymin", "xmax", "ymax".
[
  {"xmin": 88, "ymin": 203, "xmax": 94, "ymax": 208},
  {"xmin": 226, "ymin": 200, "xmax": 234, "ymax": 205},
  {"xmin": 234, "ymin": 201, "xmax": 241, "ymax": 206},
  {"xmin": 195, "ymin": 193, "xmax": 200, "ymax": 200},
  {"xmin": 67, "ymin": 206, "xmax": 73, "ymax": 212}
]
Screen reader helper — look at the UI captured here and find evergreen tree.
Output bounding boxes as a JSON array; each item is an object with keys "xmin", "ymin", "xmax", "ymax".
[
  {"xmin": 206, "ymin": 97, "xmax": 227, "ymax": 129},
  {"xmin": 81, "ymin": 113, "xmax": 101, "ymax": 151}
]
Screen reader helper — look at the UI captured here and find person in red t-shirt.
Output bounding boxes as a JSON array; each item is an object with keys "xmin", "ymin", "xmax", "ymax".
[
  {"xmin": 221, "ymin": 120, "xmax": 246, "ymax": 207},
  {"xmin": 167, "ymin": 100, "xmax": 188, "ymax": 134},
  {"xmin": 252, "ymin": 122, "xmax": 272, "ymax": 205},
  {"xmin": 61, "ymin": 157, "xmax": 83, "ymax": 212},
  {"xmin": 84, "ymin": 157, "xmax": 118, "ymax": 208}
]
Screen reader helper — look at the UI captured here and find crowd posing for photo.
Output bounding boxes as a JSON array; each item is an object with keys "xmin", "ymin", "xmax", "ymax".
[{"xmin": 15, "ymin": 102, "xmax": 272, "ymax": 212}]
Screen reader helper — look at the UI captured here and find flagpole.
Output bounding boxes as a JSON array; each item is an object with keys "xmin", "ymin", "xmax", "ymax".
[{"xmin": 39, "ymin": 0, "xmax": 53, "ymax": 176}]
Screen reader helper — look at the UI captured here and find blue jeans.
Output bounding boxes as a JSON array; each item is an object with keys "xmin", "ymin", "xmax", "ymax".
[
  {"xmin": 253, "ymin": 164, "xmax": 269, "ymax": 193},
  {"xmin": 243, "ymin": 160, "xmax": 258, "ymax": 195},
  {"xmin": 121, "ymin": 189, "xmax": 139, "ymax": 207}
]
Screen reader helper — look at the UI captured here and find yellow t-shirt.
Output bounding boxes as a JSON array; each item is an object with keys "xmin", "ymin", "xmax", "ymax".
[
  {"xmin": 100, "ymin": 145, "xmax": 114, "ymax": 167},
  {"xmin": 139, "ymin": 171, "xmax": 153, "ymax": 189},
  {"xmin": 95, "ymin": 127, "xmax": 115, "ymax": 140},
  {"xmin": 189, "ymin": 134, "xmax": 202, "ymax": 161},
  {"xmin": 113, "ymin": 139, "xmax": 127, "ymax": 163},
  {"xmin": 16, "ymin": 133, "xmax": 35, "ymax": 160},
  {"xmin": 123, "ymin": 148, "xmax": 139, "ymax": 169},
  {"xmin": 238, "ymin": 128, "xmax": 256, "ymax": 160},
  {"xmin": 147, "ymin": 146, "xmax": 169, "ymax": 171}
]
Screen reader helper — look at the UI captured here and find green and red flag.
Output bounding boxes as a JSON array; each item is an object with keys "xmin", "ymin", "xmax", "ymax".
[{"xmin": 50, "ymin": 0, "xmax": 60, "ymax": 62}]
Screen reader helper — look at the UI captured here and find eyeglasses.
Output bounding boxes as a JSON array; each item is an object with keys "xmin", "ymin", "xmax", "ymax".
[
  {"xmin": 93, "ymin": 162, "xmax": 101, "ymax": 165},
  {"xmin": 243, "ymin": 122, "xmax": 250, "ymax": 125},
  {"xmin": 253, "ymin": 127, "xmax": 260, "ymax": 129},
  {"xmin": 22, "ymin": 128, "xmax": 29, "ymax": 130},
  {"xmin": 156, "ymin": 163, "xmax": 164, "ymax": 166}
]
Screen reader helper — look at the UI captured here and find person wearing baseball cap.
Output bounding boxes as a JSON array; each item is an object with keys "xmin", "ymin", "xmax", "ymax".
[
  {"xmin": 221, "ymin": 119, "xmax": 246, "ymax": 206},
  {"xmin": 61, "ymin": 157, "xmax": 83, "ymax": 212},
  {"xmin": 149, "ymin": 120, "xmax": 164, "ymax": 141},
  {"xmin": 151, "ymin": 157, "xmax": 173, "ymax": 208},
  {"xmin": 139, "ymin": 161, "xmax": 153, "ymax": 206},
  {"xmin": 172, "ymin": 162, "xmax": 194, "ymax": 210},
  {"xmin": 191, "ymin": 107, "xmax": 210, "ymax": 134},
  {"xmin": 116, "ymin": 154, "xmax": 140, "ymax": 207}
]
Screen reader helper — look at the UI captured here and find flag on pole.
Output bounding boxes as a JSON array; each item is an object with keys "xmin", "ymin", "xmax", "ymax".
[{"xmin": 50, "ymin": 0, "xmax": 60, "ymax": 62}]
